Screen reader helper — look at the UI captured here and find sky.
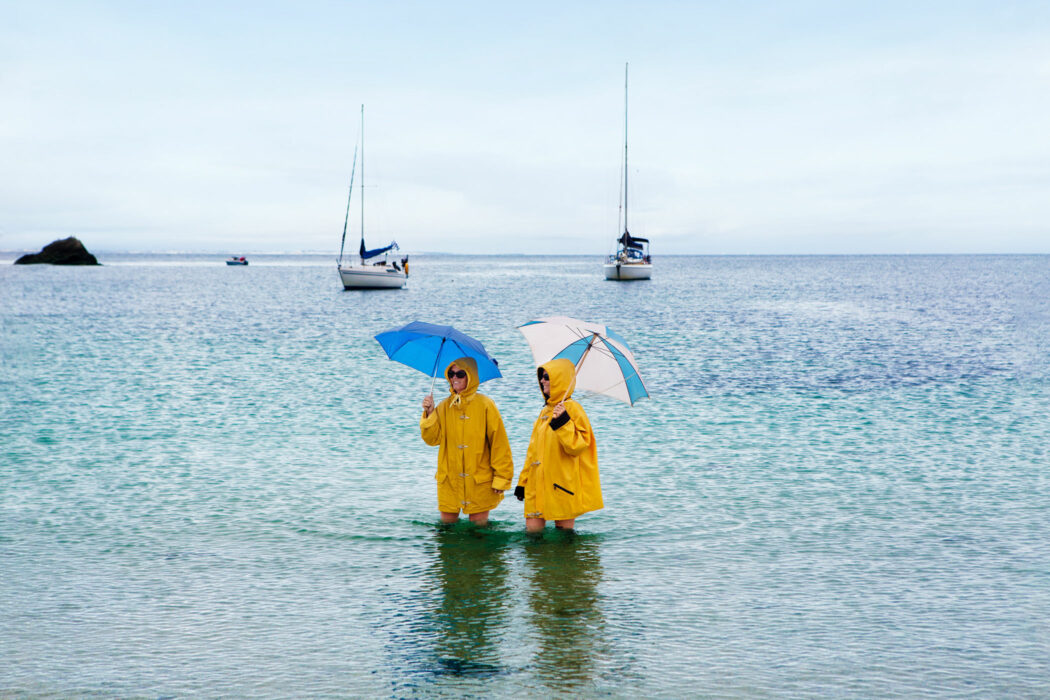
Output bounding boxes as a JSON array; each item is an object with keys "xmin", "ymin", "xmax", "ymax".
[{"xmin": 3, "ymin": 0, "xmax": 1049, "ymax": 255}]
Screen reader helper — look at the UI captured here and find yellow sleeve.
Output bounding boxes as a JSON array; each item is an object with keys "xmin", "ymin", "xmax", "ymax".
[
  {"xmin": 551, "ymin": 402, "xmax": 593, "ymax": 456},
  {"xmin": 485, "ymin": 399, "xmax": 514, "ymax": 491},
  {"xmin": 420, "ymin": 406, "xmax": 442, "ymax": 446}
]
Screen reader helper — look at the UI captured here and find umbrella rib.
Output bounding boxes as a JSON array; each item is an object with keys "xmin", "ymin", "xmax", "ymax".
[
  {"xmin": 574, "ymin": 377, "xmax": 638, "ymax": 405},
  {"xmin": 559, "ymin": 336, "xmax": 616, "ymax": 363},
  {"xmin": 430, "ymin": 337, "xmax": 446, "ymax": 378},
  {"xmin": 563, "ymin": 324, "xmax": 590, "ymax": 341},
  {"xmin": 580, "ymin": 337, "xmax": 633, "ymax": 364},
  {"xmin": 587, "ymin": 372, "xmax": 648, "ymax": 400}
]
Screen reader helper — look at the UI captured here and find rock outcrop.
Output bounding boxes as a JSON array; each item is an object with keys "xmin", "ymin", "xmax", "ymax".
[{"xmin": 14, "ymin": 237, "xmax": 100, "ymax": 265}]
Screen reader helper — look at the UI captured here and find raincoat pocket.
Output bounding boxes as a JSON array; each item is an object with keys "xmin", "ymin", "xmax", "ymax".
[
  {"xmin": 547, "ymin": 478, "xmax": 579, "ymax": 517},
  {"xmin": 545, "ymin": 459, "xmax": 580, "ymax": 496},
  {"xmin": 466, "ymin": 473, "xmax": 501, "ymax": 513},
  {"xmin": 472, "ymin": 462, "xmax": 494, "ymax": 485}
]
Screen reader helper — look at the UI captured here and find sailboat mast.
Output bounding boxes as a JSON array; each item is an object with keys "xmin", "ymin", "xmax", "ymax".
[
  {"xmin": 360, "ymin": 104, "xmax": 365, "ymax": 258},
  {"xmin": 623, "ymin": 62, "xmax": 629, "ymax": 235},
  {"xmin": 338, "ymin": 143, "xmax": 358, "ymax": 266}
]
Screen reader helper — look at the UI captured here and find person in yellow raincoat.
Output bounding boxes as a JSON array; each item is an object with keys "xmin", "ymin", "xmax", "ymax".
[
  {"xmin": 421, "ymin": 356, "xmax": 514, "ymax": 525},
  {"xmin": 514, "ymin": 358, "xmax": 602, "ymax": 533}
]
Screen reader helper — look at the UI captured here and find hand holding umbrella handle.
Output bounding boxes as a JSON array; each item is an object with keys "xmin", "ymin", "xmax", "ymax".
[
  {"xmin": 422, "ymin": 394, "xmax": 435, "ymax": 416},
  {"xmin": 549, "ymin": 402, "xmax": 571, "ymax": 430}
]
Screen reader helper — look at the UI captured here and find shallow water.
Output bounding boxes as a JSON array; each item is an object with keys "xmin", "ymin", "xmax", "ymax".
[{"xmin": 2, "ymin": 254, "xmax": 1049, "ymax": 697}]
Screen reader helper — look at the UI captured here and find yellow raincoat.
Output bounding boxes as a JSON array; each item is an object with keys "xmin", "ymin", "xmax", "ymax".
[
  {"xmin": 420, "ymin": 357, "xmax": 514, "ymax": 514},
  {"xmin": 517, "ymin": 358, "xmax": 603, "ymax": 521}
]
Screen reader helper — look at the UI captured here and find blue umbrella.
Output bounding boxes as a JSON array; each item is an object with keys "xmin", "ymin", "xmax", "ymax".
[{"xmin": 374, "ymin": 321, "xmax": 502, "ymax": 393}]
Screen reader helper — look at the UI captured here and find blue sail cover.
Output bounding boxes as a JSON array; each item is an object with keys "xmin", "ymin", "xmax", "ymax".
[{"xmin": 360, "ymin": 239, "xmax": 399, "ymax": 260}]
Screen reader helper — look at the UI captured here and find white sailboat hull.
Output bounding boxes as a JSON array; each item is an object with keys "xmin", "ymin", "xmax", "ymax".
[
  {"xmin": 339, "ymin": 265, "xmax": 407, "ymax": 289},
  {"xmin": 603, "ymin": 261, "xmax": 652, "ymax": 280}
]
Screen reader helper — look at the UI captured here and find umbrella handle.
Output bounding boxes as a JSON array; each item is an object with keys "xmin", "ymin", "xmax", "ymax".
[{"xmin": 429, "ymin": 373, "xmax": 438, "ymax": 397}]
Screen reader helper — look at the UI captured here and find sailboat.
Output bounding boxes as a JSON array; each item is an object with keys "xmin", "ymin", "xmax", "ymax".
[
  {"xmin": 337, "ymin": 105, "xmax": 409, "ymax": 290},
  {"xmin": 604, "ymin": 63, "xmax": 652, "ymax": 281}
]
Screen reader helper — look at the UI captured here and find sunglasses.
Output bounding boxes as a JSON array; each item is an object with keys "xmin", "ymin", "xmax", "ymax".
[
  {"xmin": 448, "ymin": 369, "xmax": 468, "ymax": 379},
  {"xmin": 538, "ymin": 371, "xmax": 550, "ymax": 381}
]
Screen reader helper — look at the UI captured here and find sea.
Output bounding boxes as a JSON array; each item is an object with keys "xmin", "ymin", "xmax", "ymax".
[{"xmin": 2, "ymin": 253, "xmax": 1049, "ymax": 698}]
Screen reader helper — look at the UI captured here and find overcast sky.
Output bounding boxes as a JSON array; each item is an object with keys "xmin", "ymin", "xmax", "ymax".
[{"xmin": 3, "ymin": 1, "xmax": 1049, "ymax": 255}]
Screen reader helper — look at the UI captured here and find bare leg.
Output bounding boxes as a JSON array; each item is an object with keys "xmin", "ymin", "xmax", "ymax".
[
  {"xmin": 525, "ymin": 517, "xmax": 546, "ymax": 534},
  {"xmin": 440, "ymin": 512, "xmax": 459, "ymax": 524},
  {"xmin": 554, "ymin": 519, "xmax": 575, "ymax": 530},
  {"xmin": 468, "ymin": 511, "xmax": 490, "ymax": 526}
]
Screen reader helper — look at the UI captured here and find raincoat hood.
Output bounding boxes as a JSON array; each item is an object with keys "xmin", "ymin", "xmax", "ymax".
[
  {"xmin": 446, "ymin": 356, "xmax": 480, "ymax": 404},
  {"xmin": 539, "ymin": 358, "xmax": 576, "ymax": 405}
]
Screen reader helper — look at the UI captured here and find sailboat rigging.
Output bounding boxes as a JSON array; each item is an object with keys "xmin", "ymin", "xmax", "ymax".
[
  {"xmin": 337, "ymin": 105, "xmax": 409, "ymax": 290},
  {"xmin": 337, "ymin": 142, "xmax": 358, "ymax": 264}
]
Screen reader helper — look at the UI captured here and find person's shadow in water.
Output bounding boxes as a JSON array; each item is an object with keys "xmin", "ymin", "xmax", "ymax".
[
  {"xmin": 524, "ymin": 530, "xmax": 606, "ymax": 691},
  {"xmin": 428, "ymin": 523, "xmax": 512, "ymax": 678}
]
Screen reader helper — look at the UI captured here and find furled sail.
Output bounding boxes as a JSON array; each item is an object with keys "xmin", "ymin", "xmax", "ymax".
[{"xmin": 618, "ymin": 232, "xmax": 648, "ymax": 250}]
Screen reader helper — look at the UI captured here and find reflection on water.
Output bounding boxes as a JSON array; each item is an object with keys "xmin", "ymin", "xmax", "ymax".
[
  {"xmin": 396, "ymin": 525, "xmax": 609, "ymax": 695},
  {"xmin": 524, "ymin": 530, "xmax": 605, "ymax": 692},
  {"xmin": 429, "ymin": 524, "xmax": 512, "ymax": 678}
]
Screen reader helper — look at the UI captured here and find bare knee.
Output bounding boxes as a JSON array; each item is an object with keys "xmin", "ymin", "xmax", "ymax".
[
  {"xmin": 525, "ymin": 517, "xmax": 546, "ymax": 533},
  {"xmin": 554, "ymin": 518, "xmax": 575, "ymax": 530},
  {"xmin": 440, "ymin": 512, "xmax": 459, "ymax": 524},
  {"xmin": 468, "ymin": 511, "xmax": 490, "ymax": 525}
]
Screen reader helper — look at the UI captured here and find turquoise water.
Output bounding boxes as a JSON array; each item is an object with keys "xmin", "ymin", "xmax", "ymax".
[{"xmin": 2, "ymin": 254, "xmax": 1049, "ymax": 697}]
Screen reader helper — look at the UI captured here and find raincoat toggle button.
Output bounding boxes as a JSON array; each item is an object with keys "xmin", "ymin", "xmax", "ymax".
[
  {"xmin": 531, "ymin": 461, "xmax": 541, "ymax": 466},
  {"xmin": 458, "ymin": 444, "xmax": 468, "ymax": 449},
  {"xmin": 458, "ymin": 472, "xmax": 469, "ymax": 478}
]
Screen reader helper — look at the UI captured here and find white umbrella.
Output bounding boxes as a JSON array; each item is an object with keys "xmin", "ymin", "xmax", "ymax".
[{"xmin": 517, "ymin": 315, "xmax": 649, "ymax": 406}]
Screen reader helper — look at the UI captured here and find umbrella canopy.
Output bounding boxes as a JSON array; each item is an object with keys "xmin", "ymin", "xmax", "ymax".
[
  {"xmin": 517, "ymin": 315, "xmax": 649, "ymax": 406},
  {"xmin": 374, "ymin": 321, "xmax": 502, "ymax": 384}
]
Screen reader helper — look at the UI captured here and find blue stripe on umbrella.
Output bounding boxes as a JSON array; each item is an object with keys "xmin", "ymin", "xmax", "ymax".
[
  {"xmin": 552, "ymin": 335, "xmax": 595, "ymax": 366},
  {"xmin": 604, "ymin": 326, "xmax": 635, "ymax": 352},
  {"xmin": 604, "ymin": 339, "xmax": 649, "ymax": 404}
]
